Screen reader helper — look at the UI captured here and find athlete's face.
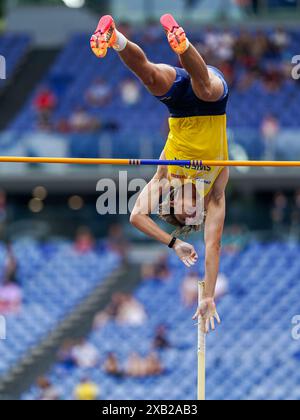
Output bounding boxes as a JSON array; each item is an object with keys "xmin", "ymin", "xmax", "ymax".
[
  {"xmin": 174, "ymin": 200, "xmax": 197, "ymax": 225},
  {"xmin": 172, "ymin": 185, "xmax": 197, "ymax": 226}
]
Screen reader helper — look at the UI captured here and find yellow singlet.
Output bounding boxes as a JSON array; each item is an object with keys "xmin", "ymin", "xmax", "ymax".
[{"xmin": 164, "ymin": 115, "xmax": 228, "ymax": 197}]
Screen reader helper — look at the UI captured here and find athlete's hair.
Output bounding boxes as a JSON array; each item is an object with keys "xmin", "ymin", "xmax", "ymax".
[{"xmin": 158, "ymin": 186, "xmax": 204, "ymax": 237}]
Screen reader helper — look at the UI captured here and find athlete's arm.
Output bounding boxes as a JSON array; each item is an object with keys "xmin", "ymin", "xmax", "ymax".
[
  {"xmin": 130, "ymin": 165, "xmax": 172, "ymax": 246},
  {"xmin": 192, "ymin": 168, "xmax": 229, "ymax": 332},
  {"xmin": 130, "ymin": 152, "xmax": 198, "ymax": 267}
]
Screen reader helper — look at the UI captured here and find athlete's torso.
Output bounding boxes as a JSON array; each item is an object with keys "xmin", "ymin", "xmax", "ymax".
[{"xmin": 156, "ymin": 66, "xmax": 229, "ymax": 197}]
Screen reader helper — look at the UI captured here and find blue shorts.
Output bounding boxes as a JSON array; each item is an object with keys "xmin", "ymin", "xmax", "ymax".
[{"xmin": 156, "ymin": 66, "xmax": 229, "ymax": 118}]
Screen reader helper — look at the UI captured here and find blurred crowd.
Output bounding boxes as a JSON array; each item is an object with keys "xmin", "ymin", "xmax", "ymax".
[
  {"xmin": 196, "ymin": 26, "xmax": 292, "ymax": 92},
  {"xmin": 0, "ymin": 242, "xmax": 22, "ymax": 315},
  {"xmin": 34, "ymin": 77, "xmax": 141, "ymax": 133},
  {"xmin": 271, "ymin": 190, "xmax": 300, "ymax": 237},
  {"xmin": 32, "ymin": 26, "xmax": 295, "ymax": 135}
]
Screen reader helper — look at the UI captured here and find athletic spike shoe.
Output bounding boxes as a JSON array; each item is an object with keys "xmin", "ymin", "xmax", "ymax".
[
  {"xmin": 90, "ymin": 15, "xmax": 117, "ymax": 58},
  {"xmin": 160, "ymin": 14, "xmax": 188, "ymax": 55}
]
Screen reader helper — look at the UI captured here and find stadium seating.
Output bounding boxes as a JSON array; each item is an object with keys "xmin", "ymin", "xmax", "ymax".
[
  {"xmin": 22, "ymin": 241, "xmax": 300, "ymax": 400},
  {"xmin": 0, "ymin": 34, "xmax": 31, "ymax": 89},
  {"xmin": 0, "ymin": 239, "xmax": 120, "ymax": 376}
]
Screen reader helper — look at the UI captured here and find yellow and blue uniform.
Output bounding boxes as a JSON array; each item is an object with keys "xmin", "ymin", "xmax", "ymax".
[{"xmin": 156, "ymin": 66, "xmax": 229, "ymax": 197}]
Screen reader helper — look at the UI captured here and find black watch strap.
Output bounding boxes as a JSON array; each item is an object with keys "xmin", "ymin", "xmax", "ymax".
[{"xmin": 168, "ymin": 237, "xmax": 177, "ymax": 249}]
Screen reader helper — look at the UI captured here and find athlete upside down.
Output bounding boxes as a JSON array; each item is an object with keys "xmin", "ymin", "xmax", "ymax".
[{"xmin": 91, "ymin": 14, "xmax": 229, "ymax": 333}]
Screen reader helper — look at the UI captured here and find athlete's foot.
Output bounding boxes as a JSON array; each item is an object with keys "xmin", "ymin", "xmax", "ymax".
[
  {"xmin": 160, "ymin": 14, "xmax": 189, "ymax": 55},
  {"xmin": 90, "ymin": 15, "xmax": 117, "ymax": 58}
]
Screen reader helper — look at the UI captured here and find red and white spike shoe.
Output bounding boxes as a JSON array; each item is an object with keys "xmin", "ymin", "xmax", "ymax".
[
  {"xmin": 90, "ymin": 15, "xmax": 117, "ymax": 58},
  {"xmin": 160, "ymin": 14, "xmax": 189, "ymax": 55}
]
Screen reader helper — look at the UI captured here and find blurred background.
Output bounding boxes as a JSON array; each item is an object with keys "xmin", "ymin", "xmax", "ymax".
[{"xmin": 0, "ymin": 0, "xmax": 300, "ymax": 400}]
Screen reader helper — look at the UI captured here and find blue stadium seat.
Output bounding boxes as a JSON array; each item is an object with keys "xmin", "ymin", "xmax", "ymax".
[
  {"xmin": 22, "ymin": 241, "xmax": 300, "ymax": 400},
  {"xmin": 0, "ymin": 239, "xmax": 120, "ymax": 376}
]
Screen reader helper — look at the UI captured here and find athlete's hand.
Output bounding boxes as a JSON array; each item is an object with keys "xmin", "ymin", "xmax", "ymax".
[
  {"xmin": 173, "ymin": 239, "xmax": 198, "ymax": 267},
  {"xmin": 192, "ymin": 297, "xmax": 221, "ymax": 333}
]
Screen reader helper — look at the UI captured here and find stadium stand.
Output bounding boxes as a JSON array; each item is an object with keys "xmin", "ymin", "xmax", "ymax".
[
  {"xmin": 0, "ymin": 239, "xmax": 120, "ymax": 376},
  {"xmin": 22, "ymin": 241, "xmax": 300, "ymax": 400},
  {"xmin": 0, "ymin": 34, "xmax": 31, "ymax": 88},
  {"xmin": 6, "ymin": 27, "xmax": 300, "ymax": 160}
]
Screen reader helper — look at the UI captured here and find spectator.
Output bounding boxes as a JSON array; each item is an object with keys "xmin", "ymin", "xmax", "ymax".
[
  {"xmin": 204, "ymin": 27, "xmax": 220, "ymax": 58},
  {"xmin": 36, "ymin": 377, "xmax": 61, "ymax": 401},
  {"xmin": 74, "ymin": 377, "xmax": 100, "ymax": 401},
  {"xmin": 116, "ymin": 294, "xmax": 147, "ymax": 326},
  {"xmin": 94, "ymin": 292, "xmax": 147, "ymax": 328},
  {"xmin": 126, "ymin": 352, "xmax": 163, "ymax": 377},
  {"xmin": 141, "ymin": 256, "xmax": 170, "ymax": 283},
  {"xmin": 3, "ymin": 242, "xmax": 18, "ymax": 285},
  {"xmin": 262, "ymin": 66, "xmax": 284, "ymax": 92},
  {"xmin": 219, "ymin": 60, "xmax": 236, "ymax": 88},
  {"xmin": 86, "ymin": 77, "xmax": 112, "ymax": 107},
  {"xmin": 291, "ymin": 190, "xmax": 300, "ymax": 237},
  {"xmin": 217, "ymin": 30, "xmax": 235, "ymax": 62},
  {"xmin": 271, "ymin": 192, "xmax": 289, "ymax": 233},
  {"xmin": 56, "ymin": 118, "xmax": 71, "ymax": 134},
  {"xmin": 126, "ymin": 352, "xmax": 145, "ymax": 377},
  {"xmin": 271, "ymin": 27, "xmax": 290, "ymax": 53},
  {"xmin": 93, "ymin": 292, "xmax": 125, "ymax": 329},
  {"xmin": 34, "ymin": 86, "xmax": 56, "ymax": 126},
  {"xmin": 145, "ymin": 352, "xmax": 164, "ymax": 376},
  {"xmin": 182, "ymin": 270, "xmax": 228, "ymax": 307},
  {"xmin": 154, "ymin": 256, "xmax": 170, "ymax": 282},
  {"xmin": 71, "ymin": 338, "xmax": 99, "ymax": 368},
  {"xmin": 120, "ymin": 79, "xmax": 141, "ymax": 106},
  {"xmin": 103, "ymin": 352, "xmax": 123, "ymax": 377},
  {"xmin": 251, "ymin": 31, "xmax": 270, "ymax": 62},
  {"xmin": 0, "ymin": 278, "xmax": 22, "ymax": 314},
  {"xmin": 0, "ymin": 189, "xmax": 7, "ymax": 239},
  {"xmin": 234, "ymin": 30, "xmax": 254, "ymax": 67},
  {"xmin": 215, "ymin": 273, "xmax": 229, "ymax": 301},
  {"xmin": 106, "ymin": 223, "xmax": 129, "ymax": 260},
  {"xmin": 181, "ymin": 272, "xmax": 199, "ymax": 307},
  {"xmin": 57, "ymin": 339, "xmax": 76, "ymax": 369},
  {"xmin": 261, "ymin": 113, "xmax": 280, "ymax": 160},
  {"xmin": 74, "ymin": 226, "xmax": 95, "ymax": 254},
  {"xmin": 69, "ymin": 106, "xmax": 100, "ymax": 133},
  {"xmin": 153, "ymin": 325, "xmax": 170, "ymax": 350}
]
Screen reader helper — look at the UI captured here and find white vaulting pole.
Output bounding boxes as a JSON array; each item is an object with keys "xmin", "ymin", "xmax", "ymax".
[{"xmin": 197, "ymin": 281, "xmax": 206, "ymax": 401}]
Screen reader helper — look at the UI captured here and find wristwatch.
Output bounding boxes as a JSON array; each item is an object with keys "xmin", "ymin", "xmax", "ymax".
[{"xmin": 168, "ymin": 237, "xmax": 177, "ymax": 249}]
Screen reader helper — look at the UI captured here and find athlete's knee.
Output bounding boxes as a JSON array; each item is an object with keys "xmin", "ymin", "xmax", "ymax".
[
  {"xmin": 142, "ymin": 69, "xmax": 157, "ymax": 87},
  {"xmin": 140, "ymin": 65, "xmax": 161, "ymax": 88},
  {"xmin": 192, "ymin": 79, "xmax": 214, "ymax": 101},
  {"xmin": 144, "ymin": 65, "xmax": 175, "ymax": 95}
]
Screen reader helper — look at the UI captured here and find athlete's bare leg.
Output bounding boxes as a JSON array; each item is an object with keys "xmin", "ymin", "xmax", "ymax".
[
  {"xmin": 179, "ymin": 44, "xmax": 212, "ymax": 99},
  {"xmin": 160, "ymin": 14, "xmax": 224, "ymax": 102},
  {"xmin": 117, "ymin": 42, "xmax": 176, "ymax": 97},
  {"xmin": 90, "ymin": 15, "xmax": 176, "ymax": 97}
]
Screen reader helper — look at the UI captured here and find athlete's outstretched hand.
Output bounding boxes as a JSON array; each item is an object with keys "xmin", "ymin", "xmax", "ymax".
[
  {"xmin": 192, "ymin": 298, "xmax": 221, "ymax": 333},
  {"xmin": 173, "ymin": 239, "xmax": 198, "ymax": 267}
]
